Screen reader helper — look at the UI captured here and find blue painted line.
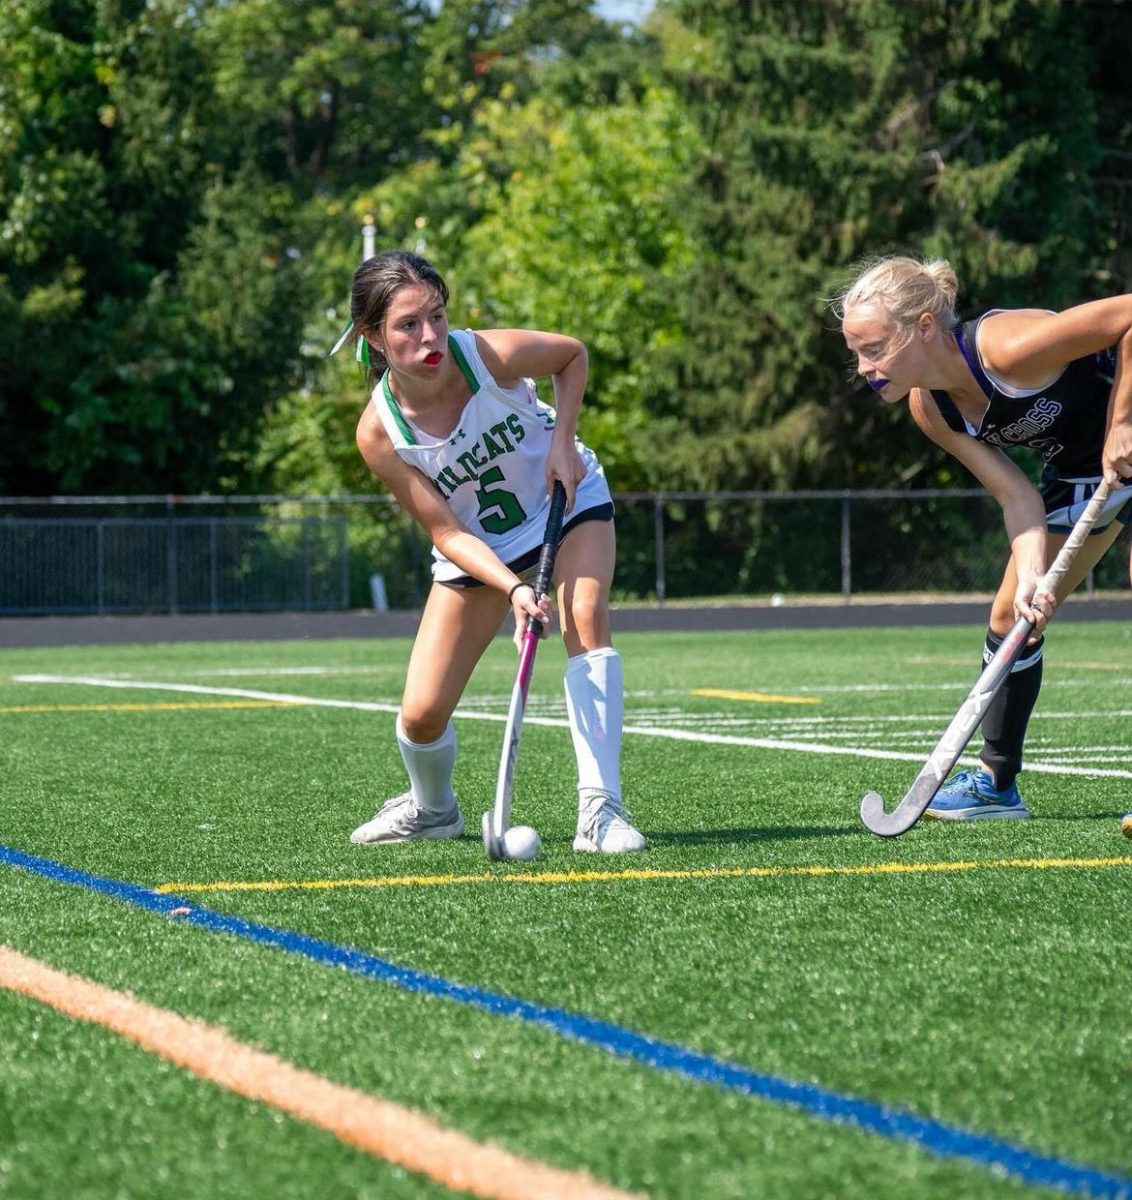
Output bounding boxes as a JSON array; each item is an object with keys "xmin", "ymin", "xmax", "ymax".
[{"xmin": 3, "ymin": 842, "xmax": 1129, "ymax": 1199}]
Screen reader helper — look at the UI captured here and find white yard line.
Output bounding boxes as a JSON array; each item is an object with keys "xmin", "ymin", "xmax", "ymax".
[{"xmin": 15, "ymin": 674, "xmax": 1132, "ymax": 780}]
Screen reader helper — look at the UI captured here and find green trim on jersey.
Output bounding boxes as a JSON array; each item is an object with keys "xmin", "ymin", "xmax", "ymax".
[
  {"xmin": 380, "ymin": 373, "xmax": 417, "ymax": 446},
  {"xmin": 377, "ymin": 333, "xmax": 480, "ymax": 448},
  {"xmin": 448, "ymin": 333, "xmax": 481, "ymax": 394}
]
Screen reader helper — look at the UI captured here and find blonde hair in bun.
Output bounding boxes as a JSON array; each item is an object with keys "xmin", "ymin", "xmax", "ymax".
[{"xmin": 833, "ymin": 256, "xmax": 959, "ymax": 331}]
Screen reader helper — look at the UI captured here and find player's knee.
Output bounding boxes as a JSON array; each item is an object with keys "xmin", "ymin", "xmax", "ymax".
[
  {"xmin": 398, "ymin": 705, "xmax": 449, "ymax": 745},
  {"xmin": 988, "ymin": 599, "xmax": 1015, "ymax": 636},
  {"xmin": 563, "ymin": 591, "xmax": 609, "ymax": 648}
]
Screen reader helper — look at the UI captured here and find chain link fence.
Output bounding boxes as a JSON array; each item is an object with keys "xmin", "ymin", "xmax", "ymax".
[
  {"xmin": 0, "ymin": 490, "xmax": 1127, "ymax": 614},
  {"xmin": 0, "ymin": 506, "xmax": 350, "ymax": 615}
]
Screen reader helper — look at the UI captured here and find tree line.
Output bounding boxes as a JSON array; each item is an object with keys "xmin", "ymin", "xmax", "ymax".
[{"xmin": 2, "ymin": 0, "xmax": 1130, "ymax": 499}]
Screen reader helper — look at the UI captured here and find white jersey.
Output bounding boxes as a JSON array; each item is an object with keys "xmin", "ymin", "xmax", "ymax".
[{"xmin": 370, "ymin": 328, "xmax": 611, "ymax": 582}]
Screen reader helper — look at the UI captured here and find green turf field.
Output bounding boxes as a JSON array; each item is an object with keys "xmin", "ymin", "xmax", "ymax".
[{"xmin": 1, "ymin": 622, "xmax": 1129, "ymax": 1199}]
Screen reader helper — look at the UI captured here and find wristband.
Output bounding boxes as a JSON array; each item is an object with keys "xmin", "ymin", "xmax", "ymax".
[{"xmin": 508, "ymin": 581, "xmax": 531, "ymax": 603}]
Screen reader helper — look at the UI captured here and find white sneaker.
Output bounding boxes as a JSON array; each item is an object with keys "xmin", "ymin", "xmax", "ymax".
[
  {"xmin": 350, "ymin": 792, "xmax": 463, "ymax": 845},
  {"xmin": 573, "ymin": 791, "xmax": 645, "ymax": 853}
]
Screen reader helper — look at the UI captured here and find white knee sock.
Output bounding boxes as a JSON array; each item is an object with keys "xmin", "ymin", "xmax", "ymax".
[
  {"xmin": 396, "ymin": 714, "xmax": 457, "ymax": 812},
  {"xmin": 563, "ymin": 648, "xmax": 623, "ymax": 799}
]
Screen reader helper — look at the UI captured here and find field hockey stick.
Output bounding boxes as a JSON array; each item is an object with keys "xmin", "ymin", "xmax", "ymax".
[
  {"xmin": 482, "ymin": 481, "xmax": 568, "ymax": 861},
  {"xmin": 859, "ymin": 479, "xmax": 1112, "ymax": 837}
]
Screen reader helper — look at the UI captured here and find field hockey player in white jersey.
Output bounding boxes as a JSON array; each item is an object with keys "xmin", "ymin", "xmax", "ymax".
[{"xmin": 336, "ymin": 249, "xmax": 644, "ymax": 853}]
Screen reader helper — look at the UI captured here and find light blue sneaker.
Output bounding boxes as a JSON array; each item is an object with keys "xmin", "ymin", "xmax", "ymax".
[{"xmin": 924, "ymin": 769, "xmax": 1030, "ymax": 821}]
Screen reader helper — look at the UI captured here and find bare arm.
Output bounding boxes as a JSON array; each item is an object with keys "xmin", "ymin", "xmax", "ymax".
[
  {"xmin": 475, "ymin": 329, "xmax": 589, "ymax": 512},
  {"xmin": 909, "ymin": 389, "xmax": 1053, "ymax": 630},
  {"xmin": 979, "ymin": 296, "xmax": 1132, "ymax": 388},
  {"xmin": 1103, "ymin": 327, "xmax": 1132, "ymax": 483},
  {"xmin": 979, "ymin": 299, "xmax": 1132, "ymax": 486}
]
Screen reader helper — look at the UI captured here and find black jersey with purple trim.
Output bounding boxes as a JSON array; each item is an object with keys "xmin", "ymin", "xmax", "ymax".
[{"xmin": 928, "ymin": 312, "xmax": 1117, "ymax": 479}]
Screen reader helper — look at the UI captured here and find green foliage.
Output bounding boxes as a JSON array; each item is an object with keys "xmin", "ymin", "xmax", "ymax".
[
  {"xmin": 1065, "ymin": 0, "xmax": 1132, "ymax": 296},
  {"xmin": 0, "ymin": 0, "xmax": 316, "ymax": 493},
  {"xmin": 265, "ymin": 16, "xmax": 692, "ymax": 497},
  {"xmin": 0, "ymin": 0, "xmax": 452, "ymax": 494},
  {"xmin": 3, "ymin": 0, "xmax": 1131, "ymax": 512},
  {"xmin": 450, "ymin": 86, "xmax": 694, "ymax": 487},
  {"xmin": 651, "ymin": 0, "xmax": 1129, "ymax": 490},
  {"xmin": 198, "ymin": 0, "xmax": 433, "ymax": 190},
  {"xmin": 417, "ymin": 0, "xmax": 605, "ymax": 153}
]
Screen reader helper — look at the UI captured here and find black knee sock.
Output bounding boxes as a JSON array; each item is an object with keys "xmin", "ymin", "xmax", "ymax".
[{"xmin": 978, "ymin": 628, "xmax": 1043, "ymax": 789}]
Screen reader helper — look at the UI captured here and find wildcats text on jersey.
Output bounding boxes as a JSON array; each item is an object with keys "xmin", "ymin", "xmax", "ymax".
[{"xmin": 434, "ymin": 414, "xmax": 528, "ymax": 497}]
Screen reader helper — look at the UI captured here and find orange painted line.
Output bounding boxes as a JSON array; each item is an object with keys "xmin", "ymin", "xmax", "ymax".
[{"xmin": 0, "ymin": 945, "xmax": 642, "ymax": 1200}]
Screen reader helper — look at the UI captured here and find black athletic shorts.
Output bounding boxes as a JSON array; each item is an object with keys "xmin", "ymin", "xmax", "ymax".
[
  {"xmin": 1039, "ymin": 471, "xmax": 1132, "ymax": 534},
  {"xmin": 442, "ymin": 501, "xmax": 615, "ymax": 589}
]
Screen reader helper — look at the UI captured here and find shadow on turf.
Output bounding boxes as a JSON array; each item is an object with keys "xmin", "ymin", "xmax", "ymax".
[{"xmin": 644, "ymin": 824, "xmax": 858, "ymax": 847}]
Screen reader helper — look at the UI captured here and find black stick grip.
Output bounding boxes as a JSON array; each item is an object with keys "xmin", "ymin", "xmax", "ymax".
[{"xmin": 525, "ymin": 482, "xmax": 568, "ymax": 634}]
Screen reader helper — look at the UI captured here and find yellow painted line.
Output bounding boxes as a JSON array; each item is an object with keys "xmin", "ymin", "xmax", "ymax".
[
  {"xmin": 0, "ymin": 945, "xmax": 641, "ymax": 1200},
  {"xmin": 157, "ymin": 873, "xmax": 499, "ymax": 893},
  {"xmin": 157, "ymin": 855, "xmax": 1132, "ymax": 895},
  {"xmin": 691, "ymin": 687, "xmax": 819, "ymax": 706},
  {"xmin": 0, "ymin": 701, "xmax": 300, "ymax": 714}
]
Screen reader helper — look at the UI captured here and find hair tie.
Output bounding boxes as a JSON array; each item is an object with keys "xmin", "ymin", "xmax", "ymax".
[{"xmin": 328, "ymin": 318, "xmax": 354, "ymax": 358}]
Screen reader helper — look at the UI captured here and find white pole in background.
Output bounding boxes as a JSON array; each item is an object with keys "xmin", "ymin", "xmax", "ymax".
[{"xmin": 362, "ymin": 213, "xmax": 375, "ymax": 262}]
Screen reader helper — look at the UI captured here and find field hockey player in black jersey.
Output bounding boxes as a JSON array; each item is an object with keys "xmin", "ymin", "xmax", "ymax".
[{"xmin": 835, "ymin": 255, "xmax": 1132, "ymax": 821}]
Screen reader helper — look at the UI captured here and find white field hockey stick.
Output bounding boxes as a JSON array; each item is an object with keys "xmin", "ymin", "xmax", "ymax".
[
  {"xmin": 859, "ymin": 479, "xmax": 1112, "ymax": 838},
  {"xmin": 482, "ymin": 481, "xmax": 568, "ymax": 861}
]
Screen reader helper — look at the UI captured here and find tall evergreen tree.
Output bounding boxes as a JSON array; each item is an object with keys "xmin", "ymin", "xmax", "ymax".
[
  {"xmin": 650, "ymin": 0, "xmax": 1120, "ymax": 490},
  {"xmin": 1076, "ymin": 0, "xmax": 1132, "ymax": 297}
]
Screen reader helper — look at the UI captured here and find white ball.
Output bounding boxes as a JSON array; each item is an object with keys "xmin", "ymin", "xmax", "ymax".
[
  {"xmin": 770, "ymin": 592, "xmax": 785, "ymax": 607},
  {"xmin": 501, "ymin": 824, "xmax": 541, "ymax": 861}
]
